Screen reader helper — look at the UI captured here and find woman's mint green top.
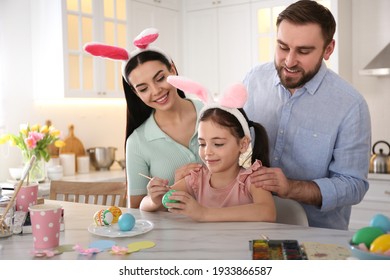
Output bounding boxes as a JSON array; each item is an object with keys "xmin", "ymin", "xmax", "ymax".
[{"xmin": 126, "ymin": 99, "xmax": 203, "ymax": 196}]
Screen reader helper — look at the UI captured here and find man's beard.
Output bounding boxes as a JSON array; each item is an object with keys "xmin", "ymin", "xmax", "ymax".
[{"xmin": 275, "ymin": 58, "xmax": 323, "ymax": 90}]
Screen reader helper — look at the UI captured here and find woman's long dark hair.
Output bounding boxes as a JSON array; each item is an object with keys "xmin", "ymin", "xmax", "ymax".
[
  {"xmin": 123, "ymin": 51, "xmax": 186, "ymax": 144},
  {"xmin": 199, "ymin": 108, "xmax": 270, "ymax": 167}
]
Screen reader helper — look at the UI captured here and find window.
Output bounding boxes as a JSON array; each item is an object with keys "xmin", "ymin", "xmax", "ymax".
[
  {"xmin": 65, "ymin": 0, "xmax": 128, "ymax": 97},
  {"xmin": 254, "ymin": 0, "xmax": 335, "ymax": 71}
]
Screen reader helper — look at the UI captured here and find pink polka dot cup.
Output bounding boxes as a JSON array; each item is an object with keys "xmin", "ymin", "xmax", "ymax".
[
  {"xmin": 28, "ymin": 204, "xmax": 62, "ymax": 249},
  {"xmin": 16, "ymin": 183, "xmax": 38, "ymax": 212}
]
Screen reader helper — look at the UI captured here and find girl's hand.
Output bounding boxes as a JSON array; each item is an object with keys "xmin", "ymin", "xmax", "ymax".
[
  {"xmin": 146, "ymin": 177, "xmax": 170, "ymax": 206},
  {"xmin": 174, "ymin": 163, "xmax": 202, "ymax": 182},
  {"xmin": 165, "ymin": 191, "xmax": 206, "ymax": 221}
]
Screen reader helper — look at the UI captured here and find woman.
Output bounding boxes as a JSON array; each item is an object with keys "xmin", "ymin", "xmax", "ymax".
[{"xmin": 84, "ymin": 28, "xmax": 203, "ymax": 208}]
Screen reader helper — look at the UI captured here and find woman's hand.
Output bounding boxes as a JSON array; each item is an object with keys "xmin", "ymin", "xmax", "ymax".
[
  {"xmin": 165, "ymin": 191, "xmax": 206, "ymax": 221},
  {"xmin": 146, "ymin": 177, "xmax": 170, "ymax": 206},
  {"xmin": 174, "ymin": 163, "xmax": 202, "ymax": 182}
]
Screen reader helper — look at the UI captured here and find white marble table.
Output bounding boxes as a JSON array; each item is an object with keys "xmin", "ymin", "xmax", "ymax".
[{"xmin": 0, "ymin": 200, "xmax": 354, "ymax": 260}]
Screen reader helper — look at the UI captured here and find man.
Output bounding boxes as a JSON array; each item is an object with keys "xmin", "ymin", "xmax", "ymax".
[{"xmin": 243, "ymin": 0, "xmax": 371, "ymax": 230}]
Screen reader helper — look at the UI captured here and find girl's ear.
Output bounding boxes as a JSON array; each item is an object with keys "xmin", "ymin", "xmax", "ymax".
[{"xmin": 239, "ymin": 136, "xmax": 250, "ymax": 153}]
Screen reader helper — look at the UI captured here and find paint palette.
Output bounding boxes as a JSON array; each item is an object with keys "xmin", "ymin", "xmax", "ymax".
[{"xmin": 250, "ymin": 239, "xmax": 307, "ymax": 260}]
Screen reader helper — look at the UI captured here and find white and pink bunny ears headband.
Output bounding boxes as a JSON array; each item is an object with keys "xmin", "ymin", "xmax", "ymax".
[
  {"xmin": 83, "ymin": 28, "xmax": 171, "ymax": 84},
  {"xmin": 167, "ymin": 76, "xmax": 251, "ymax": 140}
]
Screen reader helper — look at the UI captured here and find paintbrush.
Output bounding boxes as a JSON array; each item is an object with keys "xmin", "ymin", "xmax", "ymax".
[
  {"xmin": 138, "ymin": 173, "xmax": 153, "ymax": 180},
  {"xmin": 0, "ymin": 155, "xmax": 36, "ymax": 234},
  {"xmin": 138, "ymin": 173, "xmax": 171, "ymax": 188}
]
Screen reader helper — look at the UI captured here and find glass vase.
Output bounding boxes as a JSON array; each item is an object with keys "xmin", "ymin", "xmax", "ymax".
[{"xmin": 23, "ymin": 156, "xmax": 46, "ymax": 183}]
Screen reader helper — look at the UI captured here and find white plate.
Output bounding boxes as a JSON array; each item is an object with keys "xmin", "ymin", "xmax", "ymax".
[{"xmin": 88, "ymin": 220, "xmax": 153, "ymax": 238}]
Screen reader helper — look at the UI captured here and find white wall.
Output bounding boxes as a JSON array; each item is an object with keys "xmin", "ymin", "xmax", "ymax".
[
  {"xmin": 0, "ymin": 0, "xmax": 126, "ymax": 181},
  {"xmin": 352, "ymin": 0, "xmax": 390, "ymax": 150}
]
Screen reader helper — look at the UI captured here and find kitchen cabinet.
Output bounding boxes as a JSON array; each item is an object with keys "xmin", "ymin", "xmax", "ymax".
[
  {"xmin": 29, "ymin": 0, "xmax": 346, "ymax": 100},
  {"xmin": 185, "ymin": 0, "xmax": 250, "ymax": 11},
  {"xmin": 183, "ymin": 0, "xmax": 252, "ymax": 95},
  {"xmin": 133, "ymin": 0, "xmax": 180, "ymax": 10},
  {"xmin": 250, "ymin": 0, "xmax": 294, "ymax": 65},
  {"xmin": 349, "ymin": 173, "xmax": 390, "ymax": 231},
  {"xmin": 31, "ymin": 0, "xmax": 131, "ymax": 99},
  {"xmin": 130, "ymin": 0, "xmax": 182, "ymax": 69}
]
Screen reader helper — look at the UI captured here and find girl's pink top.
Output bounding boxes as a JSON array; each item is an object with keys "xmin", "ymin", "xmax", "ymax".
[{"xmin": 184, "ymin": 160, "xmax": 262, "ymax": 208}]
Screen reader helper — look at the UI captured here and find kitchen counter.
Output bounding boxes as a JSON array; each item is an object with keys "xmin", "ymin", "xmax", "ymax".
[
  {"xmin": 349, "ymin": 172, "xmax": 390, "ymax": 231},
  {"xmin": 56, "ymin": 168, "xmax": 125, "ymax": 182},
  {"xmin": 368, "ymin": 172, "xmax": 390, "ymax": 180},
  {"xmin": 39, "ymin": 168, "xmax": 126, "ymax": 197},
  {"xmin": 1, "ymin": 168, "xmax": 126, "ymax": 198}
]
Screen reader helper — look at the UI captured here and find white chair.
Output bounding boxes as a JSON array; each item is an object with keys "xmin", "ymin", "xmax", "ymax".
[{"xmin": 274, "ymin": 196, "xmax": 309, "ymax": 226}]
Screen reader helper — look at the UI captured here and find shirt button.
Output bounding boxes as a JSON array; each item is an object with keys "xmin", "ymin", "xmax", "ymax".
[
  {"xmin": 313, "ymin": 133, "xmax": 318, "ymax": 137},
  {"xmin": 280, "ymin": 130, "xmax": 284, "ymax": 134},
  {"xmin": 274, "ymin": 157, "xmax": 279, "ymax": 161}
]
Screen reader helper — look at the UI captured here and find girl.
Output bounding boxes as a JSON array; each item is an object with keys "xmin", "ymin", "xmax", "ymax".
[
  {"xmin": 84, "ymin": 28, "xmax": 203, "ymax": 208},
  {"xmin": 140, "ymin": 76, "xmax": 276, "ymax": 222}
]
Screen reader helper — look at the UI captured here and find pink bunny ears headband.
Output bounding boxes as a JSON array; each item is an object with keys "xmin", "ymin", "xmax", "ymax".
[
  {"xmin": 167, "ymin": 76, "xmax": 251, "ymax": 139},
  {"xmin": 83, "ymin": 28, "xmax": 171, "ymax": 84}
]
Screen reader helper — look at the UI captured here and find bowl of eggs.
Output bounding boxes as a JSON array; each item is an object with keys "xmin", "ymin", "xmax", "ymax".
[{"xmin": 349, "ymin": 213, "xmax": 390, "ymax": 260}]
